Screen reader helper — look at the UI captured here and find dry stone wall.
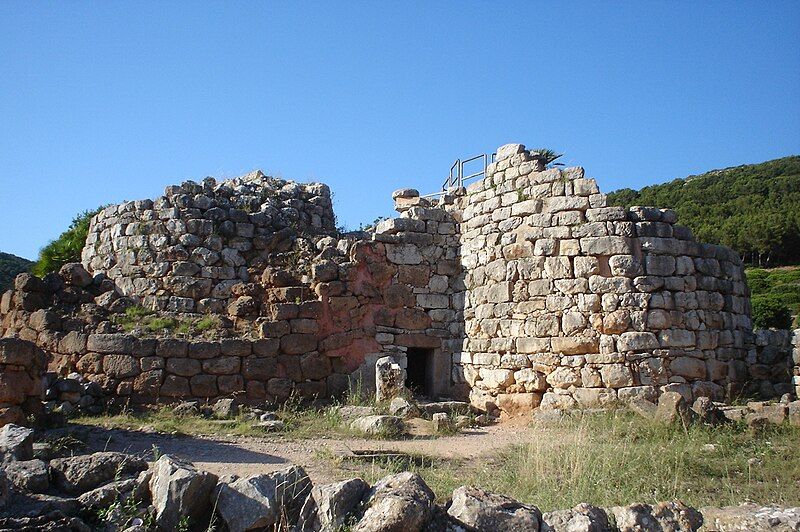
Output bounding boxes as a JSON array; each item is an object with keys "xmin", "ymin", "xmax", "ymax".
[
  {"xmin": 81, "ymin": 171, "xmax": 336, "ymax": 314},
  {"xmin": 747, "ymin": 328, "xmax": 798, "ymax": 398},
  {"xmin": 0, "ymin": 338, "xmax": 45, "ymax": 425},
  {"xmin": 0, "ymin": 213, "xmax": 465, "ymax": 403},
  {"xmin": 0, "ymin": 144, "xmax": 782, "ymax": 415},
  {"xmin": 452, "ymin": 144, "xmax": 751, "ymax": 414}
]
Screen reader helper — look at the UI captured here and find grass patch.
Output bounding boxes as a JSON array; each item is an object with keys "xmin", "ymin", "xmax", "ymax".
[
  {"xmin": 317, "ymin": 411, "xmax": 800, "ymax": 510},
  {"xmin": 111, "ymin": 307, "xmax": 221, "ymax": 336},
  {"xmin": 195, "ymin": 315, "xmax": 221, "ymax": 333}
]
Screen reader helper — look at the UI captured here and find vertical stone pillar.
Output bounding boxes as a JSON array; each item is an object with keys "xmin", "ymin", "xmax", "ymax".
[{"xmin": 375, "ymin": 356, "xmax": 406, "ymax": 402}]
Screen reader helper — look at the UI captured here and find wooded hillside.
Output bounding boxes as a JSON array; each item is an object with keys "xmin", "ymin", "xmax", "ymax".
[
  {"xmin": 607, "ymin": 156, "xmax": 800, "ymax": 266},
  {"xmin": 0, "ymin": 252, "xmax": 33, "ymax": 291}
]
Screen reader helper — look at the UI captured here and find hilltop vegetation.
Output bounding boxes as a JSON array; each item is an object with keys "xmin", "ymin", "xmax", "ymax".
[
  {"xmin": 608, "ymin": 156, "xmax": 800, "ymax": 267},
  {"xmin": 0, "ymin": 252, "xmax": 33, "ymax": 291},
  {"xmin": 745, "ymin": 266, "xmax": 800, "ymax": 328},
  {"xmin": 32, "ymin": 207, "xmax": 103, "ymax": 277}
]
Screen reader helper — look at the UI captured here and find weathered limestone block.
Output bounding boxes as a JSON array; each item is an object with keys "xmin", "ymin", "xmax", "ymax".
[
  {"xmin": 551, "ymin": 337, "xmax": 599, "ymax": 355},
  {"xmin": 375, "ymin": 356, "xmax": 405, "ymax": 401},
  {"xmin": 546, "ymin": 367, "xmax": 581, "ymax": 389},
  {"xmin": 150, "ymin": 455, "xmax": 218, "ymax": 531},
  {"xmin": 600, "ymin": 364, "xmax": 634, "ymax": 388},
  {"xmin": 617, "ymin": 332, "xmax": 659, "ymax": 352},
  {"xmin": 448, "ymin": 485, "xmax": 541, "ymax": 531},
  {"xmin": 479, "ymin": 368, "xmax": 515, "ymax": 389}
]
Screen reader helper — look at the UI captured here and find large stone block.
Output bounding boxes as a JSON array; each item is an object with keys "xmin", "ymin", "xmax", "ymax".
[
  {"xmin": 580, "ymin": 236, "xmax": 634, "ymax": 255},
  {"xmin": 551, "ymin": 337, "xmax": 599, "ymax": 355},
  {"xmin": 102, "ymin": 355, "xmax": 139, "ymax": 379},
  {"xmin": 617, "ymin": 332, "xmax": 659, "ymax": 352},
  {"xmin": 87, "ymin": 334, "xmax": 137, "ymax": 354},
  {"xmin": 280, "ymin": 334, "xmax": 318, "ymax": 355}
]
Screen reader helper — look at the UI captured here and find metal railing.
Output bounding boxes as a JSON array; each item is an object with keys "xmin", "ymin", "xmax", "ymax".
[{"xmin": 420, "ymin": 152, "xmax": 496, "ymax": 198}]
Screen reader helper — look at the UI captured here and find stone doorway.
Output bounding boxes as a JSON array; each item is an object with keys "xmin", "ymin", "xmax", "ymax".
[{"xmin": 405, "ymin": 347, "xmax": 433, "ymax": 396}]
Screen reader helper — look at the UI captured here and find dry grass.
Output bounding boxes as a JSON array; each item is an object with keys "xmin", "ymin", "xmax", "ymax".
[{"xmin": 320, "ymin": 411, "xmax": 800, "ymax": 511}]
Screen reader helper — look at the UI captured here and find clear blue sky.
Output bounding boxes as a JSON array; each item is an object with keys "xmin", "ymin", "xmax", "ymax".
[{"xmin": 1, "ymin": 2, "xmax": 799, "ymax": 260}]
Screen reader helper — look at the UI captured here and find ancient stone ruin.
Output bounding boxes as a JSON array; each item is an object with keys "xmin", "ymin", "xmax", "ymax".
[{"xmin": 1, "ymin": 142, "xmax": 796, "ymax": 417}]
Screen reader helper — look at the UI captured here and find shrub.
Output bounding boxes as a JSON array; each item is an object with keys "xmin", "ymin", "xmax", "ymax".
[
  {"xmin": 32, "ymin": 207, "xmax": 104, "ymax": 276},
  {"xmin": 751, "ymin": 296, "xmax": 793, "ymax": 329}
]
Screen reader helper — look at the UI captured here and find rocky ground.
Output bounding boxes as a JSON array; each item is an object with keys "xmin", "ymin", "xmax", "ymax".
[
  {"xmin": 1, "ymin": 391, "xmax": 799, "ymax": 531},
  {"xmin": 0, "ymin": 423, "xmax": 712, "ymax": 532}
]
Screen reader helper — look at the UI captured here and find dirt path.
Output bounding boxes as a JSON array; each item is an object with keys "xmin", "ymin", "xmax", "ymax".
[{"xmin": 77, "ymin": 420, "xmax": 538, "ymax": 483}]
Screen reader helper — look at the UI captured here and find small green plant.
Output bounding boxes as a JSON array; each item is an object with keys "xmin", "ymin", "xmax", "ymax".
[
  {"xmin": 344, "ymin": 376, "xmax": 371, "ymax": 407},
  {"xmin": 42, "ymin": 435, "xmax": 87, "ymax": 456},
  {"xmin": 434, "ymin": 418, "xmax": 461, "ymax": 437},
  {"xmin": 176, "ymin": 515, "xmax": 191, "ymax": 532},
  {"xmin": 360, "ymin": 216, "xmax": 389, "ymax": 232},
  {"xmin": 195, "ymin": 315, "xmax": 221, "ymax": 333},
  {"xmin": 146, "ymin": 317, "xmax": 179, "ymax": 332},
  {"xmin": 33, "ymin": 206, "xmax": 105, "ymax": 276},
  {"xmin": 125, "ymin": 305, "xmax": 155, "ymax": 318},
  {"xmin": 531, "ymin": 148, "xmax": 564, "ymax": 167},
  {"xmin": 151, "ymin": 444, "xmax": 162, "ymax": 460},
  {"xmin": 95, "ymin": 501, "xmax": 118, "ymax": 522}
]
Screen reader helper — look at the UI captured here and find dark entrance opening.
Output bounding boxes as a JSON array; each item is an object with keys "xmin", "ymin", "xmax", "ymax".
[{"xmin": 405, "ymin": 348, "xmax": 432, "ymax": 395}]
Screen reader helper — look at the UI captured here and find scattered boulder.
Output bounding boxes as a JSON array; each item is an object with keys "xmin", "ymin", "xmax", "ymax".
[
  {"xmin": 654, "ymin": 392, "xmax": 694, "ymax": 425},
  {"xmin": 3, "ymin": 459, "xmax": 49, "ymax": 493},
  {"xmin": 609, "ymin": 503, "xmax": 661, "ymax": 531},
  {"xmin": 542, "ymin": 503, "xmax": 610, "ymax": 531},
  {"xmin": 254, "ymin": 419, "xmax": 285, "ymax": 432},
  {"xmin": 692, "ymin": 397, "xmax": 724, "ymax": 425},
  {"xmin": 350, "ymin": 415, "xmax": 404, "ymax": 437},
  {"xmin": 0, "ymin": 424, "xmax": 35, "ymax": 462},
  {"xmin": 337, "ymin": 405, "xmax": 376, "ymax": 420},
  {"xmin": 448, "ymin": 485, "xmax": 542, "ymax": 531},
  {"xmin": 312, "ymin": 477, "xmax": 369, "ymax": 531},
  {"xmin": 389, "ymin": 397, "xmax": 420, "ymax": 419},
  {"xmin": 700, "ymin": 503, "xmax": 800, "ymax": 531},
  {"xmin": 3, "ymin": 492, "xmax": 81, "ymax": 520},
  {"xmin": 719, "ymin": 406, "xmax": 748, "ymax": 423},
  {"xmin": 172, "ymin": 401, "xmax": 200, "ymax": 416},
  {"xmin": 260, "ymin": 411, "xmax": 279, "ymax": 422},
  {"xmin": 77, "ymin": 478, "xmax": 137, "ymax": 508},
  {"xmin": 59, "ymin": 263, "xmax": 93, "ymax": 288},
  {"xmin": 789, "ymin": 401, "xmax": 800, "ymax": 427},
  {"xmin": 214, "ymin": 465, "xmax": 313, "ymax": 532},
  {"xmin": 51, "ymin": 451, "xmax": 146, "ymax": 494},
  {"xmin": 149, "ymin": 454, "xmax": 219, "ymax": 531},
  {"xmin": 610, "ymin": 501, "xmax": 702, "ymax": 532},
  {"xmin": 651, "ymin": 501, "xmax": 704, "ymax": 531},
  {"xmin": 627, "ymin": 397, "xmax": 657, "ymax": 419},
  {"xmin": 212, "ymin": 398, "xmax": 239, "ymax": 419},
  {"xmin": 354, "ymin": 472, "xmax": 435, "ymax": 532},
  {"xmin": 0, "ymin": 512, "xmax": 90, "ymax": 532}
]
